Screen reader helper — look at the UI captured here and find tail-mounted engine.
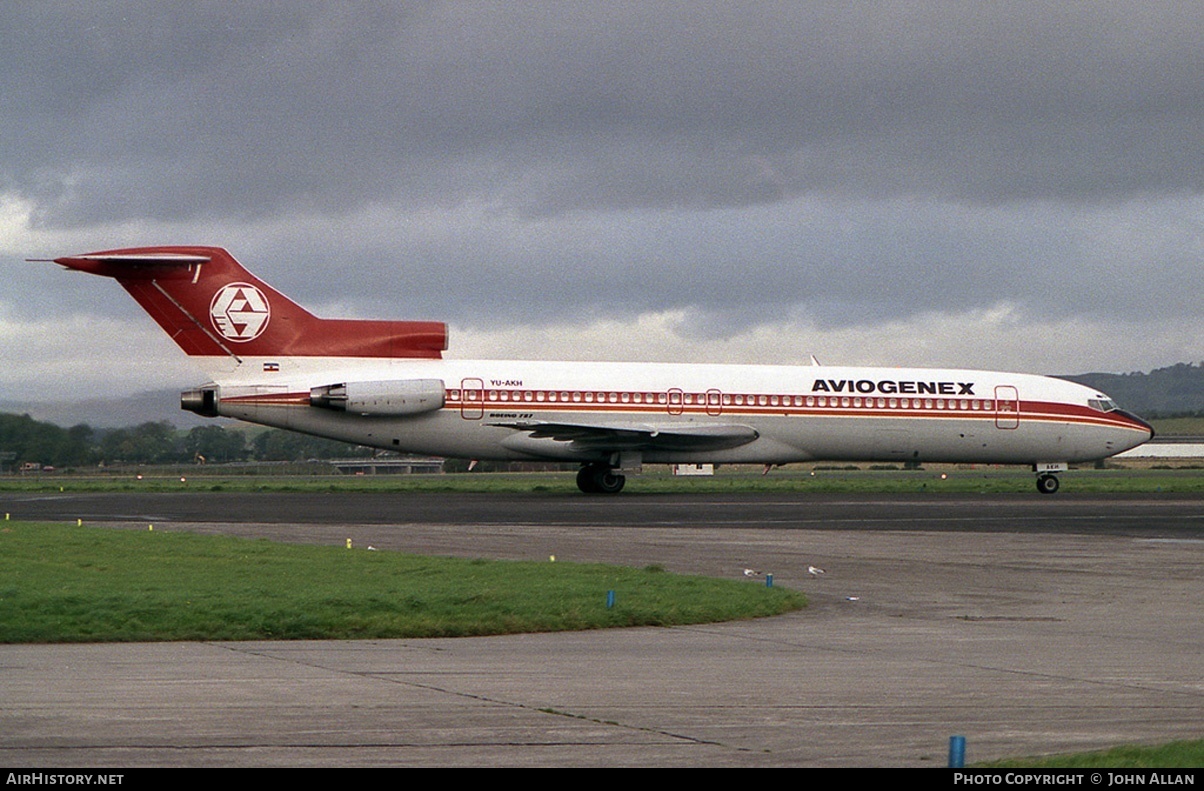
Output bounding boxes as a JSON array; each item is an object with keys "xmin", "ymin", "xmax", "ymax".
[
  {"xmin": 310, "ymin": 379, "xmax": 445, "ymax": 416},
  {"xmin": 181, "ymin": 386, "xmax": 220, "ymax": 417}
]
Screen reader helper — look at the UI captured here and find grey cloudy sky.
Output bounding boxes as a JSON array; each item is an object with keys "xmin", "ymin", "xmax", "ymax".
[{"xmin": 4, "ymin": 1, "xmax": 1204, "ymax": 406}]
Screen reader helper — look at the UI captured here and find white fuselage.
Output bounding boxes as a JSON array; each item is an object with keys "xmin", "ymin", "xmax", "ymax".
[{"xmin": 202, "ymin": 355, "xmax": 1153, "ymax": 466}]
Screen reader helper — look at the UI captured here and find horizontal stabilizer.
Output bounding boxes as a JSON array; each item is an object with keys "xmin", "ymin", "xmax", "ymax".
[
  {"xmin": 51, "ymin": 252, "xmax": 211, "ymax": 280},
  {"xmin": 57, "ymin": 252, "xmax": 213, "ymax": 265}
]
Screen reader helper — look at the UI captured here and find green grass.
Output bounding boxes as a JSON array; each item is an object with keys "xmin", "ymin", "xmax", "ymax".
[
  {"xmin": 0, "ymin": 522, "xmax": 804, "ymax": 643},
  {"xmin": 5, "ymin": 466, "xmax": 1204, "ymax": 494},
  {"xmin": 985, "ymin": 738, "xmax": 1204, "ymax": 768},
  {"xmin": 1151, "ymin": 416, "xmax": 1204, "ymax": 436}
]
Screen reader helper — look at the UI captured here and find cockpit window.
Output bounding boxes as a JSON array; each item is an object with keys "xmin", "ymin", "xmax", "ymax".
[{"xmin": 1088, "ymin": 398, "xmax": 1119, "ymax": 412}]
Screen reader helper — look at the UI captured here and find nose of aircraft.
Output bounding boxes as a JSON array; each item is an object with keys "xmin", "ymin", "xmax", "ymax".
[{"xmin": 1117, "ymin": 410, "xmax": 1155, "ymax": 447}]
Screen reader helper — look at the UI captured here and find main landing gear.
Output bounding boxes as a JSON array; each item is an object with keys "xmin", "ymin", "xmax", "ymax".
[
  {"xmin": 1035, "ymin": 473, "xmax": 1060, "ymax": 494},
  {"xmin": 577, "ymin": 463, "xmax": 626, "ymax": 494}
]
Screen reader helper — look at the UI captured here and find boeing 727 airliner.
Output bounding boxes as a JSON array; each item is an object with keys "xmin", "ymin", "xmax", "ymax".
[{"xmin": 47, "ymin": 246, "xmax": 1153, "ymax": 494}]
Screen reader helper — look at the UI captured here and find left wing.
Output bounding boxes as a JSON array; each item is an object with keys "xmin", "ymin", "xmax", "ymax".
[{"xmin": 488, "ymin": 419, "xmax": 759, "ymax": 452}]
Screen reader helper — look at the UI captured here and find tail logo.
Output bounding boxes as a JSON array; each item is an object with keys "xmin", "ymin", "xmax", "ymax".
[{"xmin": 209, "ymin": 282, "xmax": 271, "ymax": 342}]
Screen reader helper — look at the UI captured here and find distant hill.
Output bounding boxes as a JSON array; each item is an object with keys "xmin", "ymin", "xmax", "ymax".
[
  {"xmin": 0, "ymin": 390, "xmax": 224, "ymax": 429},
  {"xmin": 1061, "ymin": 362, "xmax": 1204, "ymax": 416}
]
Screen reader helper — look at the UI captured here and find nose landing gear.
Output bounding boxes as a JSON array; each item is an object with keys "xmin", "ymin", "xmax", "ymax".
[
  {"xmin": 1033, "ymin": 462, "xmax": 1067, "ymax": 494},
  {"xmin": 1036, "ymin": 473, "xmax": 1060, "ymax": 494}
]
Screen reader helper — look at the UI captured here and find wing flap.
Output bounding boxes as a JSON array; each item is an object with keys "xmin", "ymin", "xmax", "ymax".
[{"xmin": 489, "ymin": 419, "xmax": 759, "ymax": 452}]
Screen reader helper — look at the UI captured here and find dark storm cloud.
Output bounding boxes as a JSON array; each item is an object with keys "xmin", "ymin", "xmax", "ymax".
[
  {"xmin": 246, "ymin": 194, "xmax": 1201, "ymax": 339},
  {"xmin": 6, "ymin": 2, "xmax": 1204, "ymax": 227}
]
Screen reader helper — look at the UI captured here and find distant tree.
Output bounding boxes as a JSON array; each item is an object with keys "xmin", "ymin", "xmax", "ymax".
[
  {"xmin": 183, "ymin": 425, "xmax": 247, "ymax": 463},
  {"xmin": 56, "ymin": 423, "xmax": 96, "ymax": 466},
  {"xmin": 99, "ymin": 421, "xmax": 180, "ymax": 464},
  {"xmin": 250, "ymin": 429, "xmax": 366, "ymax": 461},
  {"xmin": 0, "ymin": 413, "xmax": 96, "ymax": 467}
]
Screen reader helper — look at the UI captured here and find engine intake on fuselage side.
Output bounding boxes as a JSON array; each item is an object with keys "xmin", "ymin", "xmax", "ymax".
[{"xmin": 309, "ymin": 379, "xmax": 445, "ymax": 416}]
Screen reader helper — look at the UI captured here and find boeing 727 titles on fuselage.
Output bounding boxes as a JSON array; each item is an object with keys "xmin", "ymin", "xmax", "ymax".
[{"xmin": 46, "ymin": 246, "xmax": 1153, "ymax": 494}]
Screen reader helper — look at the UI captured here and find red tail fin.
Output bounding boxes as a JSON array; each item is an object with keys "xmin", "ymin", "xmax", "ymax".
[{"xmin": 53, "ymin": 246, "xmax": 447, "ymax": 360}]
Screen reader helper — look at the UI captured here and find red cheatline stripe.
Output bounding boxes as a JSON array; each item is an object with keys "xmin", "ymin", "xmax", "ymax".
[{"xmin": 218, "ymin": 388, "xmax": 1149, "ymax": 432}]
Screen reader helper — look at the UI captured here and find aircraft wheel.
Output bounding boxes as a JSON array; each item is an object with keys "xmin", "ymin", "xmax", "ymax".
[
  {"xmin": 593, "ymin": 468, "xmax": 626, "ymax": 494},
  {"xmin": 577, "ymin": 464, "xmax": 625, "ymax": 494},
  {"xmin": 1036, "ymin": 474, "xmax": 1060, "ymax": 494},
  {"xmin": 576, "ymin": 465, "xmax": 599, "ymax": 494}
]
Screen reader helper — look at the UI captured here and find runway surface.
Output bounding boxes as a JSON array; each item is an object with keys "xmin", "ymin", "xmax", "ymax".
[
  {"xmin": 9, "ymin": 489, "xmax": 1204, "ymax": 534},
  {"xmin": 3, "ymin": 490, "xmax": 1203, "ymax": 767}
]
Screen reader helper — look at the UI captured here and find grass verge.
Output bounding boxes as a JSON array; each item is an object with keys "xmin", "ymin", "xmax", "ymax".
[
  {"xmin": 4, "ymin": 466, "xmax": 1204, "ymax": 495},
  {"xmin": 984, "ymin": 738, "xmax": 1204, "ymax": 768},
  {"xmin": 0, "ymin": 521, "xmax": 804, "ymax": 642}
]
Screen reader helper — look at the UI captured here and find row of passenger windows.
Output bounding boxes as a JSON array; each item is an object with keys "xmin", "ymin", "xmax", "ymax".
[{"xmin": 447, "ymin": 389, "xmax": 1002, "ymax": 412}]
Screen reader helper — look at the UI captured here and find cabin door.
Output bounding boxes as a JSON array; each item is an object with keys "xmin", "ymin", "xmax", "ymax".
[
  {"xmin": 994, "ymin": 385, "xmax": 1020, "ymax": 429},
  {"xmin": 460, "ymin": 378, "xmax": 484, "ymax": 420}
]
